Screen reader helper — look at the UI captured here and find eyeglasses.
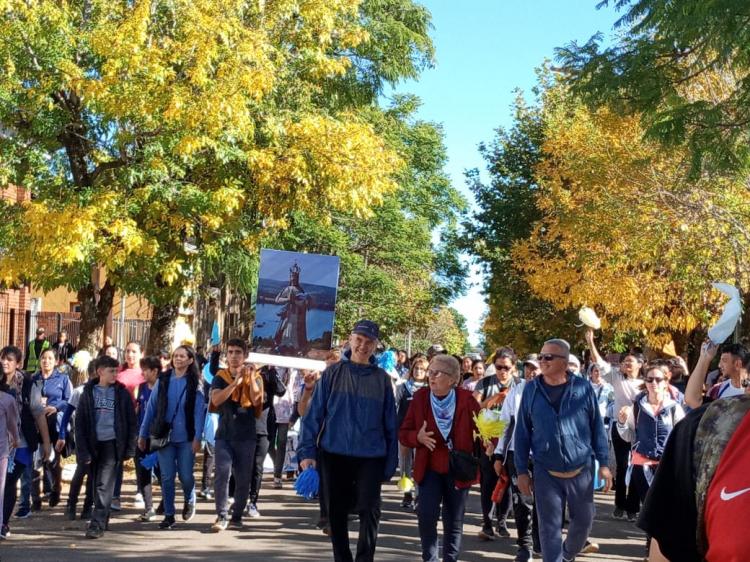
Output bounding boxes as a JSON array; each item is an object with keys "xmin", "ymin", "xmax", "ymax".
[
  {"xmin": 494, "ymin": 365, "xmax": 511, "ymax": 372},
  {"xmin": 538, "ymin": 353, "xmax": 566, "ymax": 362},
  {"xmin": 427, "ymin": 369, "xmax": 448, "ymax": 378},
  {"xmin": 645, "ymin": 377, "xmax": 665, "ymax": 383}
]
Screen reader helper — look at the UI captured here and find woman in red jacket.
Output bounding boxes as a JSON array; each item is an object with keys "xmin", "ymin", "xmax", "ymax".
[{"xmin": 399, "ymin": 354, "xmax": 480, "ymax": 562}]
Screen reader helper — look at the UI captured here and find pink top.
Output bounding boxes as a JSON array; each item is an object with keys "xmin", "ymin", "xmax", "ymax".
[{"xmin": 117, "ymin": 367, "xmax": 145, "ymax": 402}]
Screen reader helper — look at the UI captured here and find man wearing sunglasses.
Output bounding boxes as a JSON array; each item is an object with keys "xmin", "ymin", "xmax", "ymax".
[{"xmin": 514, "ymin": 339, "xmax": 612, "ymax": 562}]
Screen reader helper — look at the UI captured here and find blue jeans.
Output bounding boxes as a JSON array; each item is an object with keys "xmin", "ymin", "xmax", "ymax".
[
  {"xmin": 416, "ymin": 470, "xmax": 469, "ymax": 562},
  {"xmin": 533, "ymin": 465, "xmax": 595, "ymax": 562},
  {"xmin": 157, "ymin": 441, "xmax": 196, "ymax": 516}
]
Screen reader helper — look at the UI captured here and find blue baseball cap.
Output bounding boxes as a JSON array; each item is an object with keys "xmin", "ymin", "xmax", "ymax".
[{"xmin": 352, "ymin": 319, "xmax": 380, "ymax": 341}]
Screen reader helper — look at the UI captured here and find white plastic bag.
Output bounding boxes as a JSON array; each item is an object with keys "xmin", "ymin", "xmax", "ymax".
[{"xmin": 707, "ymin": 283, "xmax": 742, "ymax": 344}]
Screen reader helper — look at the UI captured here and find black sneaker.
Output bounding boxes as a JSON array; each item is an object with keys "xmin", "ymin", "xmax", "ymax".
[
  {"xmin": 228, "ymin": 517, "xmax": 243, "ymax": 530},
  {"xmin": 211, "ymin": 516, "xmax": 228, "ymax": 532},
  {"xmin": 159, "ymin": 515, "xmax": 176, "ymax": 529},
  {"xmin": 478, "ymin": 524, "xmax": 496, "ymax": 541},
  {"xmin": 612, "ymin": 507, "xmax": 625, "ymax": 519},
  {"xmin": 31, "ymin": 500, "xmax": 42, "ymax": 512},
  {"xmin": 85, "ymin": 525, "xmax": 104, "ymax": 539},
  {"xmin": 14, "ymin": 507, "xmax": 30, "ymax": 519},
  {"xmin": 496, "ymin": 522, "xmax": 511, "ymax": 537},
  {"xmin": 400, "ymin": 493, "xmax": 414, "ymax": 510},
  {"xmin": 627, "ymin": 511, "xmax": 638, "ymax": 522},
  {"xmin": 0, "ymin": 525, "xmax": 9, "ymax": 539},
  {"xmin": 155, "ymin": 501, "xmax": 165, "ymax": 515},
  {"xmin": 49, "ymin": 493, "xmax": 60, "ymax": 508},
  {"xmin": 182, "ymin": 502, "xmax": 196, "ymax": 522}
]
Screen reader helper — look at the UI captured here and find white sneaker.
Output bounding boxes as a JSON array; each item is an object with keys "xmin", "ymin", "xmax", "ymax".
[
  {"xmin": 246, "ymin": 503, "xmax": 261, "ymax": 518},
  {"xmin": 134, "ymin": 493, "xmax": 145, "ymax": 509}
]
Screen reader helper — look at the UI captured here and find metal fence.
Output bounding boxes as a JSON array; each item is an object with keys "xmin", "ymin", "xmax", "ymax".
[
  {"xmin": 0, "ymin": 309, "xmax": 81, "ymax": 350},
  {"xmin": 111, "ymin": 317, "xmax": 150, "ymax": 350}
]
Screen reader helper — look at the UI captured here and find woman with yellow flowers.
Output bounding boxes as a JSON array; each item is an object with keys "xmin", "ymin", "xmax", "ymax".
[{"xmin": 399, "ymin": 354, "xmax": 480, "ymax": 562}]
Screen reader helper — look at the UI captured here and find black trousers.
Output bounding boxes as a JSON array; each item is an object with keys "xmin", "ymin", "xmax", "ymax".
[
  {"xmin": 611, "ymin": 426, "xmax": 640, "ymax": 513},
  {"xmin": 270, "ymin": 422, "xmax": 290, "ymax": 478},
  {"xmin": 249, "ymin": 434, "xmax": 270, "ymax": 504},
  {"xmin": 67, "ymin": 460, "xmax": 94, "ymax": 514},
  {"xmin": 3, "ymin": 459, "xmax": 27, "ymax": 526},
  {"xmin": 319, "ymin": 450, "xmax": 385, "ymax": 562},
  {"xmin": 630, "ymin": 464, "xmax": 653, "ymax": 553},
  {"xmin": 506, "ymin": 452, "xmax": 540, "ymax": 552},
  {"xmin": 91, "ymin": 440, "xmax": 118, "ymax": 530},
  {"xmin": 136, "ymin": 447, "xmax": 161, "ymax": 511},
  {"xmin": 479, "ymin": 453, "xmax": 511, "ymax": 528}
]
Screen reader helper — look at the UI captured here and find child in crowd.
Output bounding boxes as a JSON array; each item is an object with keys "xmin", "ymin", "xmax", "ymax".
[{"xmin": 136, "ymin": 356, "xmax": 162, "ymax": 521}]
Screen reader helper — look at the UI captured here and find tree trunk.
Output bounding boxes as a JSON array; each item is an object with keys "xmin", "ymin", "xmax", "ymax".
[
  {"xmin": 147, "ymin": 301, "xmax": 179, "ymax": 354},
  {"xmin": 77, "ymin": 279, "xmax": 116, "ymax": 354}
]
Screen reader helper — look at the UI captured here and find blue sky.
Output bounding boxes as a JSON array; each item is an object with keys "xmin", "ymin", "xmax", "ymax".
[{"xmin": 389, "ymin": 1, "xmax": 622, "ymax": 346}]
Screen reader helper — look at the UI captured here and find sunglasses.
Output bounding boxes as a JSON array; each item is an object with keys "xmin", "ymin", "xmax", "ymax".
[
  {"xmin": 494, "ymin": 365, "xmax": 511, "ymax": 371},
  {"xmin": 538, "ymin": 353, "xmax": 566, "ymax": 362},
  {"xmin": 645, "ymin": 377, "xmax": 665, "ymax": 383}
]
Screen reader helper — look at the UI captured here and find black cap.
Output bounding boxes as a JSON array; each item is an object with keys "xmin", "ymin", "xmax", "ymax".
[{"xmin": 352, "ymin": 319, "xmax": 379, "ymax": 341}]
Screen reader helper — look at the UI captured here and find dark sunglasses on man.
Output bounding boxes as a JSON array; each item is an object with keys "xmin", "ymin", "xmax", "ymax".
[{"xmin": 538, "ymin": 353, "xmax": 566, "ymax": 362}]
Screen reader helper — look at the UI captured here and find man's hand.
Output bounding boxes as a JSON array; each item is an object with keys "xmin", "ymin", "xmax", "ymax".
[
  {"xmin": 701, "ymin": 340, "xmax": 719, "ymax": 361},
  {"xmin": 192, "ymin": 438, "xmax": 201, "ymax": 454},
  {"xmin": 598, "ymin": 466, "xmax": 613, "ymax": 493},
  {"xmin": 517, "ymin": 473, "xmax": 533, "ymax": 496},
  {"xmin": 484, "ymin": 439, "xmax": 494, "ymax": 457},
  {"xmin": 417, "ymin": 421, "xmax": 436, "ymax": 451},
  {"xmin": 300, "ymin": 458, "xmax": 316, "ymax": 470},
  {"xmin": 54, "ymin": 438, "xmax": 66, "ymax": 453},
  {"xmin": 618, "ymin": 406, "xmax": 632, "ymax": 425},
  {"xmin": 137, "ymin": 437, "xmax": 147, "ymax": 452},
  {"xmin": 44, "ymin": 406, "xmax": 56, "ymax": 417},
  {"xmin": 493, "ymin": 459, "xmax": 504, "ymax": 476},
  {"xmin": 584, "ymin": 327, "xmax": 595, "ymax": 345}
]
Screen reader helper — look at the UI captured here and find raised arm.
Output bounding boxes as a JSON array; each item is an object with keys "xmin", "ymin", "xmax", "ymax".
[{"xmin": 684, "ymin": 341, "xmax": 717, "ymax": 409}]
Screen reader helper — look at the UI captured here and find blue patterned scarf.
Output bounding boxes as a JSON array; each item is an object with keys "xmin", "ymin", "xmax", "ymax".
[{"xmin": 430, "ymin": 388, "xmax": 456, "ymax": 442}]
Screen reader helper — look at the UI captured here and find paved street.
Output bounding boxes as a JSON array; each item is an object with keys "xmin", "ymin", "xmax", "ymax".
[{"xmin": 0, "ymin": 473, "xmax": 646, "ymax": 561}]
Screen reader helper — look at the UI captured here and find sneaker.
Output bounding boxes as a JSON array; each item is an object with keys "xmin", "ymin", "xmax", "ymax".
[
  {"xmin": 0, "ymin": 525, "xmax": 9, "ymax": 539},
  {"xmin": 612, "ymin": 507, "xmax": 625, "ymax": 519},
  {"xmin": 581, "ymin": 541, "xmax": 600, "ymax": 554},
  {"xmin": 14, "ymin": 507, "xmax": 31, "ymax": 519},
  {"xmin": 211, "ymin": 515, "xmax": 228, "ymax": 532},
  {"xmin": 514, "ymin": 549, "xmax": 533, "ymax": 562},
  {"xmin": 272, "ymin": 478, "xmax": 283, "ymax": 489},
  {"xmin": 85, "ymin": 525, "xmax": 104, "ymax": 539},
  {"xmin": 478, "ymin": 525, "xmax": 496, "ymax": 541},
  {"xmin": 31, "ymin": 500, "xmax": 42, "ymax": 512},
  {"xmin": 400, "ymin": 493, "xmax": 414, "ymax": 510},
  {"xmin": 139, "ymin": 509, "xmax": 156, "ymax": 522},
  {"xmin": 158, "ymin": 515, "xmax": 176, "ymax": 529},
  {"xmin": 134, "ymin": 493, "xmax": 145, "ymax": 509},
  {"xmin": 203, "ymin": 490, "xmax": 213, "ymax": 500},
  {"xmin": 49, "ymin": 493, "xmax": 60, "ymax": 508},
  {"xmin": 246, "ymin": 503, "xmax": 260, "ymax": 518},
  {"xmin": 496, "ymin": 522, "xmax": 511, "ymax": 537},
  {"xmin": 182, "ymin": 502, "xmax": 196, "ymax": 522},
  {"xmin": 110, "ymin": 497, "xmax": 121, "ymax": 511},
  {"xmin": 627, "ymin": 511, "xmax": 638, "ymax": 522},
  {"xmin": 155, "ymin": 501, "xmax": 165, "ymax": 515},
  {"xmin": 228, "ymin": 517, "xmax": 243, "ymax": 530}
]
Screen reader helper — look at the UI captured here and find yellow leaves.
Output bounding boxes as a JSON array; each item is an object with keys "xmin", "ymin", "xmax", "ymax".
[{"xmin": 248, "ymin": 114, "xmax": 401, "ymax": 221}]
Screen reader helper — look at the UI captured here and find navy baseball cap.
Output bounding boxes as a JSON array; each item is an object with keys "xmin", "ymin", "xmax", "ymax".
[{"xmin": 352, "ymin": 319, "xmax": 380, "ymax": 341}]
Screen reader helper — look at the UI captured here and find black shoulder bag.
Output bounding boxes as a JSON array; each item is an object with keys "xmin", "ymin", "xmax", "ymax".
[{"xmin": 446, "ymin": 408, "xmax": 479, "ymax": 481}]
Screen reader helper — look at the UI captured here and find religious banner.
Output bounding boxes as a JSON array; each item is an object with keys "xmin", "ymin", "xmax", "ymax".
[{"xmin": 248, "ymin": 249, "xmax": 340, "ymax": 371}]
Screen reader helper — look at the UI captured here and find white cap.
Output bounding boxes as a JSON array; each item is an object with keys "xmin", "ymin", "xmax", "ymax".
[{"xmin": 568, "ymin": 355, "xmax": 581, "ymax": 370}]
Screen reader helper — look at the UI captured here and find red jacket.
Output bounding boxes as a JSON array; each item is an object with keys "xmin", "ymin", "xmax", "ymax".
[{"xmin": 399, "ymin": 386, "xmax": 480, "ymax": 489}]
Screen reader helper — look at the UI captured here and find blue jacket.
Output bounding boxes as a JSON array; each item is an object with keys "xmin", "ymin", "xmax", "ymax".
[
  {"xmin": 297, "ymin": 352, "xmax": 398, "ymax": 480},
  {"xmin": 514, "ymin": 373, "xmax": 609, "ymax": 475}
]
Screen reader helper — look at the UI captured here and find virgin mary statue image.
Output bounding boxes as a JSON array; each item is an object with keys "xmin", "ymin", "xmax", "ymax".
[{"xmin": 273, "ymin": 262, "xmax": 312, "ymax": 353}]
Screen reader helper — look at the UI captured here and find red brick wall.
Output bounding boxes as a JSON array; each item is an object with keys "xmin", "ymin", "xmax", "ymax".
[{"xmin": 1, "ymin": 184, "xmax": 31, "ymax": 347}]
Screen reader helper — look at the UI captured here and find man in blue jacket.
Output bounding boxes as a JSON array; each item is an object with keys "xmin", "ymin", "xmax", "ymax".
[
  {"xmin": 514, "ymin": 338, "xmax": 612, "ymax": 562},
  {"xmin": 298, "ymin": 320, "xmax": 398, "ymax": 562}
]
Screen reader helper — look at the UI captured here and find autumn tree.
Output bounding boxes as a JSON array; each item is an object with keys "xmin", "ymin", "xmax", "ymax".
[
  {"xmin": 0, "ymin": 0, "xmax": 428, "ymax": 351},
  {"xmin": 512, "ymin": 84, "xmax": 750, "ymax": 354}
]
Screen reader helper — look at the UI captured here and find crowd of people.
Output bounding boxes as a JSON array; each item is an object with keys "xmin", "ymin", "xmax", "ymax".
[{"xmin": 0, "ymin": 320, "xmax": 747, "ymax": 562}]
